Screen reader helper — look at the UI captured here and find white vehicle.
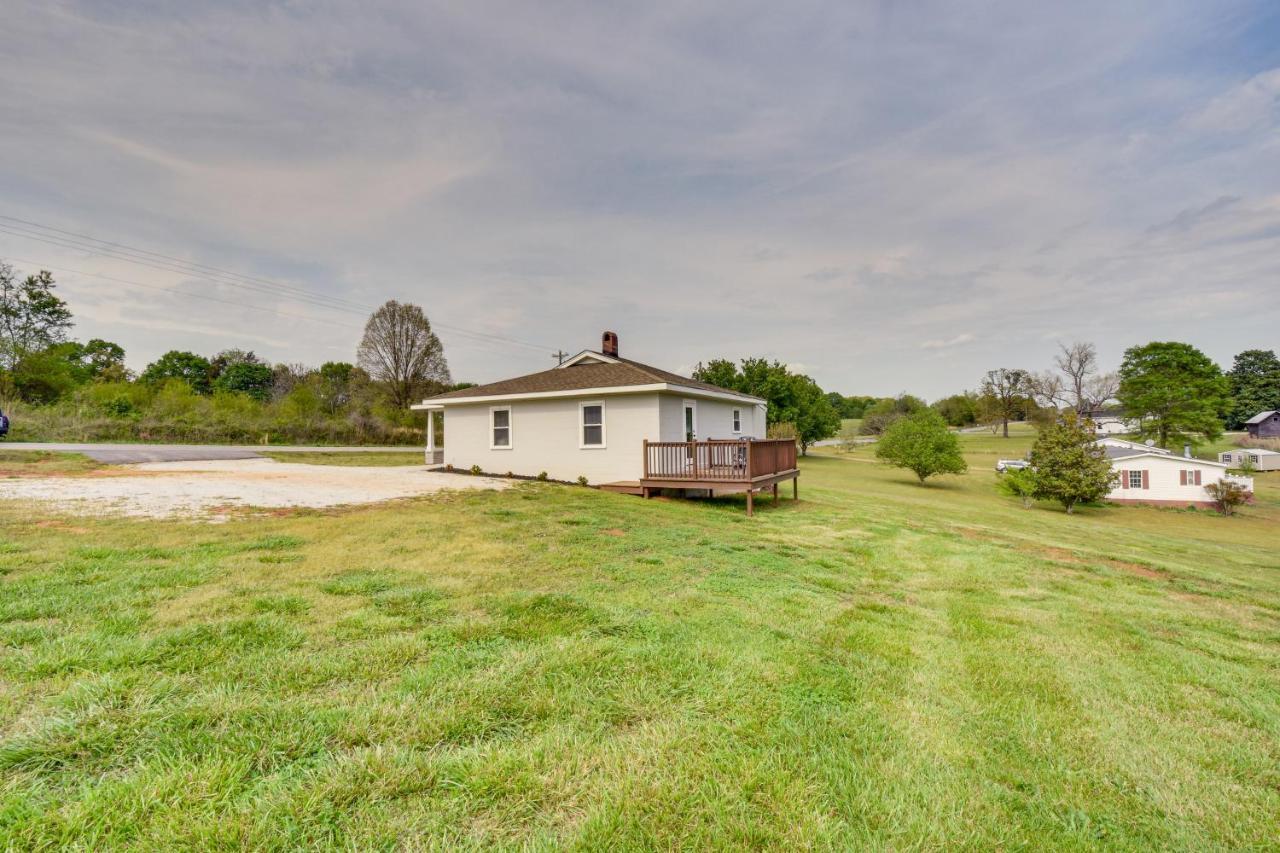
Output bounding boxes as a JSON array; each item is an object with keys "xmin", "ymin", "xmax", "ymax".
[{"xmin": 995, "ymin": 458, "xmax": 1029, "ymax": 473}]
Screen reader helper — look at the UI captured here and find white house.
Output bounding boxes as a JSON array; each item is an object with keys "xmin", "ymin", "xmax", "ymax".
[
  {"xmin": 1102, "ymin": 443, "xmax": 1253, "ymax": 507},
  {"xmin": 412, "ymin": 332, "xmax": 774, "ymax": 487},
  {"xmin": 1083, "ymin": 408, "xmax": 1137, "ymax": 436},
  {"xmin": 1220, "ymin": 447, "xmax": 1280, "ymax": 472}
]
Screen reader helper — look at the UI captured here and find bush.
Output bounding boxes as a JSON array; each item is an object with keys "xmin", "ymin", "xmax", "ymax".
[
  {"xmin": 537, "ymin": 471, "xmax": 549, "ymax": 481},
  {"xmin": 469, "ymin": 464, "xmax": 482, "ymax": 475},
  {"xmin": 577, "ymin": 475, "xmax": 589, "ymax": 486},
  {"xmin": 996, "ymin": 467, "xmax": 1038, "ymax": 508},
  {"xmin": 1203, "ymin": 480, "xmax": 1250, "ymax": 516}
]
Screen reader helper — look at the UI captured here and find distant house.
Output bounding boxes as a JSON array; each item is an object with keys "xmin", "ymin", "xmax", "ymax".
[
  {"xmin": 1244, "ymin": 410, "xmax": 1280, "ymax": 439},
  {"xmin": 412, "ymin": 332, "xmax": 799, "ymax": 513},
  {"xmin": 1082, "ymin": 407, "xmax": 1136, "ymax": 436},
  {"xmin": 1220, "ymin": 448, "xmax": 1280, "ymax": 472},
  {"xmin": 1101, "ymin": 442, "xmax": 1253, "ymax": 507}
]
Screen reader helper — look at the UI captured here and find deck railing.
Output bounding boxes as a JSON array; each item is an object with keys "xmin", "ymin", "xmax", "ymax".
[{"xmin": 643, "ymin": 438, "xmax": 797, "ymax": 482}]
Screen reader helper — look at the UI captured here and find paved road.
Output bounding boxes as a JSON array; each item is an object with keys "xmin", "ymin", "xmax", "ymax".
[{"xmin": 1, "ymin": 442, "xmax": 421, "ymax": 464}]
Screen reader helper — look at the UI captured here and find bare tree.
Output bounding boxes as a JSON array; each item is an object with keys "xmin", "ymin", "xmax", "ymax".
[
  {"xmin": 1054, "ymin": 342, "xmax": 1098, "ymax": 412},
  {"xmin": 357, "ymin": 300, "xmax": 451, "ymax": 410},
  {"xmin": 1028, "ymin": 370, "xmax": 1069, "ymax": 410},
  {"xmin": 980, "ymin": 368, "xmax": 1030, "ymax": 438},
  {"xmin": 1083, "ymin": 371, "xmax": 1120, "ymax": 410}
]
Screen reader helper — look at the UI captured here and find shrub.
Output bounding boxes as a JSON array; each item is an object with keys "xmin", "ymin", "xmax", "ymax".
[
  {"xmin": 469, "ymin": 464, "xmax": 483, "ymax": 476},
  {"xmin": 577, "ymin": 475, "xmax": 589, "ymax": 486},
  {"xmin": 1203, "ymin": 480, "xmax": 1250, "ymax": 516},
  {"xmin": 536, "ymin": 471, "xmax": 549, "ymax": 481},
  {"xmin": 996, "ymin": 467, "xmax": 1038, "ymax": 508}
]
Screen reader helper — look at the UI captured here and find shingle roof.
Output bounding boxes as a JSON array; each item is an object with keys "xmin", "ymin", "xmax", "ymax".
[
  {"xmin": 423, "ymin": 354, "xmax": 763, "ymax": 403},
  {"xmin": 1103, "ymin": 446, "xmax": 1147, "ymax": 460},
  {"xmin": 1245, "ymin": 410, "xmax": 1277, "ymax": 424}
]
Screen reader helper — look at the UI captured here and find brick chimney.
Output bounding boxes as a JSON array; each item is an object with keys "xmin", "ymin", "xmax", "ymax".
[{"xmin": 602, "ymin": 331, "xmax": 619, "ymax": 357}]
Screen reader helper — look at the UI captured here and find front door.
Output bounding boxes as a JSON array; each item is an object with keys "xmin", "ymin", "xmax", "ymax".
[{"xmin": 683, "ymin": 401, "xmax": 696, "ymax": 461}]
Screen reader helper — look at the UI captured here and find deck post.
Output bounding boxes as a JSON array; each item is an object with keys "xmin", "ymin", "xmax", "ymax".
[
  {"xmin": 793, "ymin": 475, "xmax": 798, "ymax": 500},
  {"xmin": 643, "ymin": 439, "xmax": 650, "ymax": 479},
  {"xmin": 773, "ymin": 482, "xmax": 779, "ymax": 505},
  {"xmin": 746, "ymin": 489, "xmax": 754, "ymax": 517}
]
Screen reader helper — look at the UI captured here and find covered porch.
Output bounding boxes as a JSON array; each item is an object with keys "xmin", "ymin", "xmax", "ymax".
[
  {"xmin": 410, "ymin": 403, "xmax": 444, "ymax": 465},
  {"xmin": 602, "ymin": 438, "xmax": 799, "ymax": 516}
]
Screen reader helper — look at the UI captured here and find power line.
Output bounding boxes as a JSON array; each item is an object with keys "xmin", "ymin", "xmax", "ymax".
[
  {"xmin": 0, "ymin": 215, "xmax": 556, "ymax": 354},
  {"xmin": 2, "ymin": 255, "xmax": 541, "ymax": 360}
]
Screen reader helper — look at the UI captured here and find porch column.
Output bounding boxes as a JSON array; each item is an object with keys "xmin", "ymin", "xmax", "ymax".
[{"xmin": 425, "ymin": 409, "xmax": 435, "ymax": 464}]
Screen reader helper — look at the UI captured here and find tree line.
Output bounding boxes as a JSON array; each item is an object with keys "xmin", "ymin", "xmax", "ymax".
[
  {"xmin": 838, "ymin": 341, "xmax": 1278, "ymax": 449},
  {"xmin": 0, "ymin": 262, "xmax": 460, "ymax": 444}
]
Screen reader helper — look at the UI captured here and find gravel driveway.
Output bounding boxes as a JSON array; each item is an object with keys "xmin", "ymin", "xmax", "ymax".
[{"xmin": 2, "ymin": 458, "xmax": 507, "ymax": 519}]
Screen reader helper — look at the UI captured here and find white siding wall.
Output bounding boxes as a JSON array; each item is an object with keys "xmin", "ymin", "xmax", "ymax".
[
  {"xmin": 1107, "ymin": 455, "xmax": 1245, "ymax": 504},
  {"xmin": 657, "ymin": 394, "xmax": 765, "ymax": 442},
  {"xmin": 443, "ymin": 393, "xmax": 660, "ymax": 483}
]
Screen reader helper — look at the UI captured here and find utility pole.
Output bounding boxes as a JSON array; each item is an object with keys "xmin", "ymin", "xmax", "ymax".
[{"xmin": 552, "ymin": 349, "xmax": 569, "ymax": 366}]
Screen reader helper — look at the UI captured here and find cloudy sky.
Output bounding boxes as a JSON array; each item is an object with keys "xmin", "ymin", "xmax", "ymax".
[{"xmin": 1, "ymin": 1, "xmax": 1278, "ymax": 397}]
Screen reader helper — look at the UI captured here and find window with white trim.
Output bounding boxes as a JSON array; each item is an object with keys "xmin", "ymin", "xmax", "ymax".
[
  {"xmin": 490, "ymin": 407, "xmax": 511, "ymax": 449},
  {"xmin": 732, "ymin": 409, "xmax": 742, "ymax": 433},
  {"xmin": 580, "ymin": 402, "xmax": 604, "ymax": 447},
  {"xmin": 1128, "ymin": 470, "xmax": 1143, "ymax": 489},
  {"xmin": 1249, "ymin": 454, "xmax": 1260, "ymax": 463}
]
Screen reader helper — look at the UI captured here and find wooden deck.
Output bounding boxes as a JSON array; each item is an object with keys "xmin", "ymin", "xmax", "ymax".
[{"xmin": 602, "ymin": 438, "xmax": 799, "ymax": 515}]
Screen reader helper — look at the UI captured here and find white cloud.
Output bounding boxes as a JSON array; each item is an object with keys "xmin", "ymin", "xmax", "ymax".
[{"xmin": 920, "ymin": 333, "xmax": 976, "ymax": 351}]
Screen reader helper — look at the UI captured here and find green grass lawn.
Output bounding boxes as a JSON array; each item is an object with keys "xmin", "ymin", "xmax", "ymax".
[
  {"xmin": 261, "ymin": 451, "xmax": 427, "ymax": 467},
  {"xmin": 1, "ymin": 434, "xmax": 1277, "ymax": 848},
  {"xmin": 0, "ymin": 450, "xmax": 102, "ymax": 478}
]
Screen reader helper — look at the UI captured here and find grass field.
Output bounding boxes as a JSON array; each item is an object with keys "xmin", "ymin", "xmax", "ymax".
[
  {"xmin": 1, "ymin": 433, "xmax": 1277, "ymax": 848},
  {"xmin": 261, "ymin": 451, "xmax": 427, "ymax": 467}
]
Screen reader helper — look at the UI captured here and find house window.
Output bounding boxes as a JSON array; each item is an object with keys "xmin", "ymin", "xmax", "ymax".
[
  {"xmin": 1128, "ymin": 470, "xmax": 1143, "ymax": 490},
  {"xmin": 580, "ymin": 402, "xmax": 604, "ymax": 448},
  {"xmin": 1250, "ymin": 454, "xmax": 1260, "ymax": 463},
  {"xmin": 490, "ymin": 407, "xmax": 511, "ymax": 449},
  {"xmin": 732, "ymin": 409, "xmax": 742, "ymax": 433}
]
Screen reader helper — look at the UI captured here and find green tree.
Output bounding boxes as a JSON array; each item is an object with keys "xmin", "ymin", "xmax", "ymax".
[
  {"xmin": 1118, "ymin": 342, "xmax": 1229, "ymax": 448},
  {"xmin": 860, "ymin": 394, "xmax": 926, "ymax": 435},
  {"xmin": 875, "ymin": 409, "xmax": 967, "ymax": 483},
  {"xmin": 1226, "ymin": 349, "xmax": 1280, "ymax": 429},
  {"xmin": 980, "ymin": 368, "xmax": 1030, "ymax": 438},
  {"xmin": 79, "ymin": 339, "xmax": 128, "ymax": 381},
  {"xmin": 1028, "ymin": 412, "xmax": 1117, "ymax": 513},
  {"xmin": 317, "ymin": 361, "xmax": 357, "ymax": 414},
  {"xmin": 932, "ymin": 392, "xmax": 978, "ymax": 427},
  {"xmin": 213, "ymin": 360, "xmax": 274, "ymax": 401},
  {"xmin": 0, "ymin": 263, "xmax": 73, "ymax": 371},
  {"xmin": 787, "ymin": 375, "xmax": 841, "ymax": 454},
  {"xmin": 692, "ymin": 358, "xmax": 840, "ymax": 453},
  {"xmin": 141, "ymin": 350, "xmax": 213, "ymax": 394},
  {"xmin": 10, "ymin": 345, "xmax": 82, "ymax": 403}
]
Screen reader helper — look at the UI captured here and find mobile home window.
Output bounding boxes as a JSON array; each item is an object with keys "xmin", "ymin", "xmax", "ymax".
[
  {"xmin": 491, "ymin": 407, "xmax": 511, "ymax": 449},
  {"xmin": 732, "ymin": 409, "xmax": 742, "ymax": 433},
  {"xmin": 1128, "ymin": 470, "xmax": 1143, "ymax": 490},
  {"xmin": 581, "ymin": 402, "xmax": 604, "ymax": 447}
]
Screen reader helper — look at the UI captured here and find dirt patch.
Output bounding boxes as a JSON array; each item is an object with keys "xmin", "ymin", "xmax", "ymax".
[
  {"xmin": 601, "ymin": 528, "xmax": 627, "ymax": 537},
  {"xmin": 0, "ymin": 458, "xmax": 509, "ymax": 520},
  {"xmin": 1106, "ymin": 559, "xmax": 1168, "ymax": 580}
]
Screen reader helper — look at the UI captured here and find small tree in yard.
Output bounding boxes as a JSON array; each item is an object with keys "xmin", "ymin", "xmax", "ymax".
[
  {"xmin": 1028, "ymin": 412, "xmax": 1116, "ymax": 513},
  {"xmin": 875, "ymin": 409, "xmax": 967, "ymax": 483},
  {"xmin": 1203, "ymin": 480, "xmax": 1250, "ymax": 516}
]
